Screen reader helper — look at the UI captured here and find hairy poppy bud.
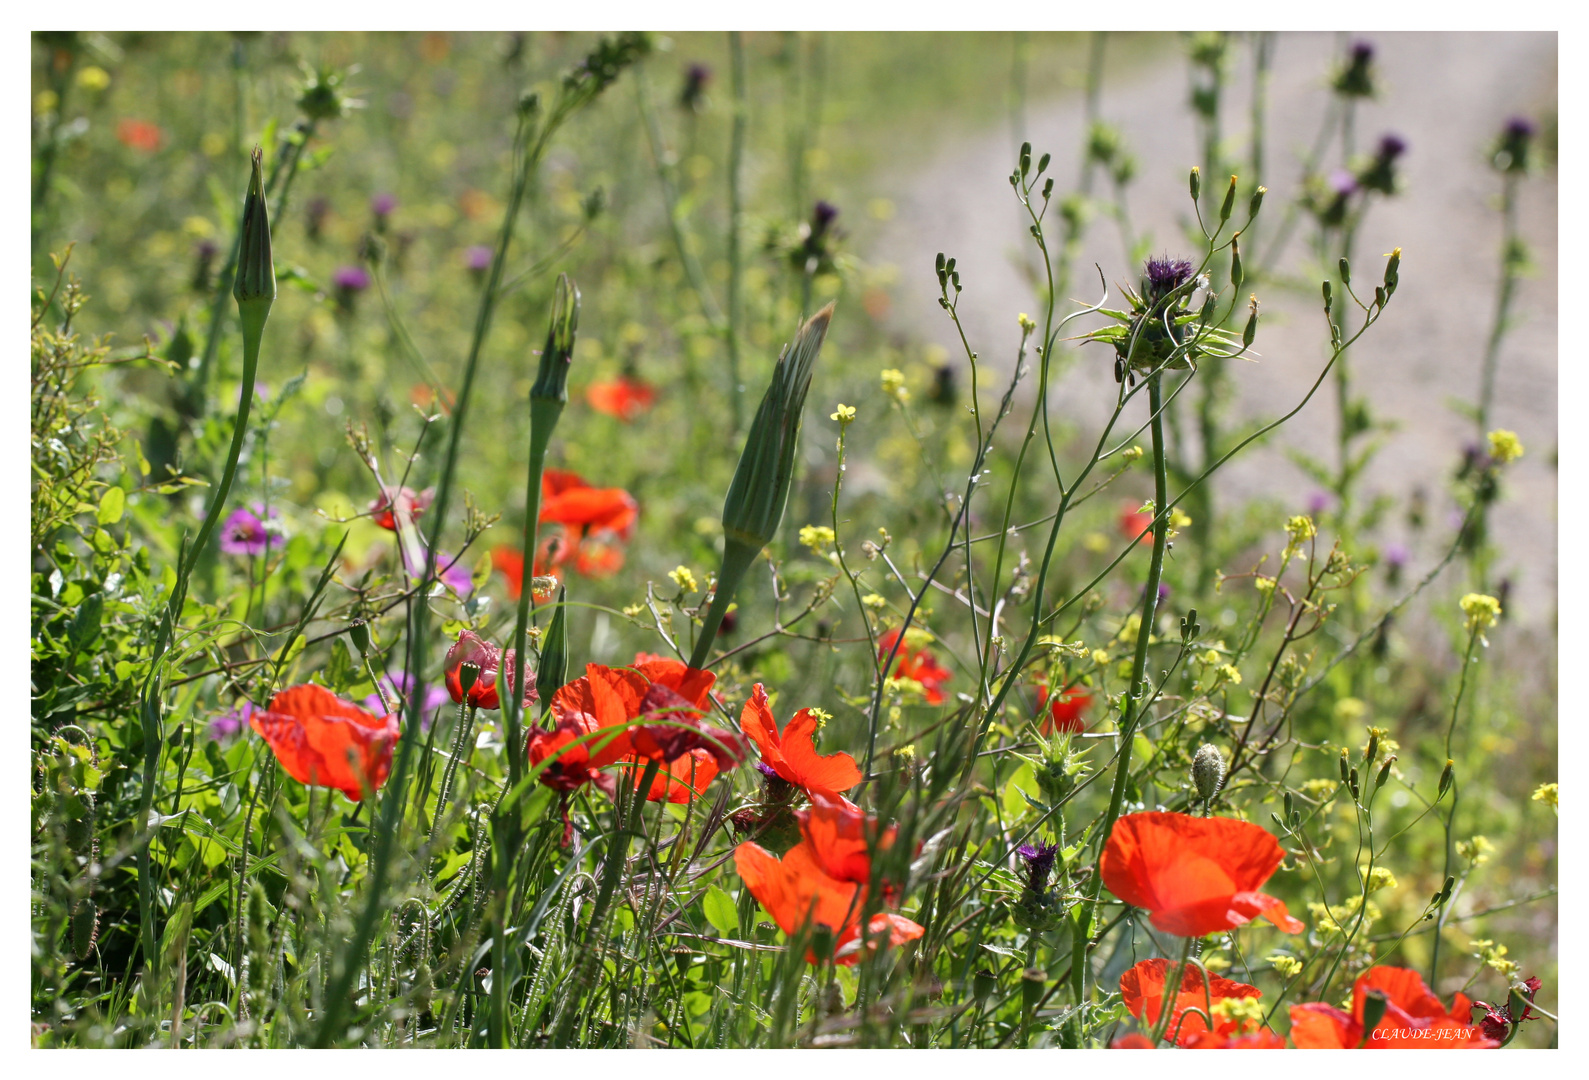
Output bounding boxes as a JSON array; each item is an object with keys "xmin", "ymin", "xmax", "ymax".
[
  {"xmin": 1192, "ymin": 743, "xmax": 1226, "ymax": 802},
  {"xmin": 233, "ymin": 147, "xmax": 276, "ymax": 313},
  {"xmin": 973, "ymin": 968, "xmax": 997, "ymax": 1006},
  {"xmin": 530, "ymin": 273, "xmax": 580, "ymax": 405},
  {"xmin": 348, "ymin": 619, "xmax": 371, "ymax": 656}
]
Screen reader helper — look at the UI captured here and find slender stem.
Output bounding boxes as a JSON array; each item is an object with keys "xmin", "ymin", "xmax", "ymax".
[
  {"xmin": 726, "ymin": 32, "xmax": 748, "ymax": 436},
  {"xmin": 1430, "ymin": 626, "xmax": 1482, "ymax": 983}
]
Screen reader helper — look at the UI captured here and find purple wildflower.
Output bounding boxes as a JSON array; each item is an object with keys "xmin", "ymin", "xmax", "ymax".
[
  {"xmin": 756, "ymin": 760, "xmax": 780, "ymax": 780},
  {"xmin": 207, "ymin": 700, "xmax": 256, "ymax": 743},
  {"xmin": 1143, "ymin": 255, "xmax": 1195, "ymax": 300},
  {"xmin": 1328, "ymin": 168, "xmax": 1360, "ymax": 196},
  {"xmin": 437, "ymin": 551, "xmax": 474, "ymax": 598},
  {"xmin": 1377, "ymin": 133, "xmax": 1408, "ymax": 161},
  {"xmin": 371, "ymin": 192, "xmax": 398, "ymax": 217},
  {"xmin": 1017, "ymin": 840, "xmax": 1060, "ymax": 893},
  {"xmin": 219, "ymin": 504, "xmax": 281, "ymax": 556},
  {"xmin": 1497, "ymin": 116, "xmax": 1536, "ymax": 173},
  {"xmin": 1306, "ymin": 490, "xmax": 1332, "ymax": 516},
  {"xmin": 679, "ymin": 62, "xmax": 711, "ymax": 111},
  {"xmin": 464, "ymin": 244, "xmax": 493, "ymax": 272},
  {"xmin": 812, "ymin": 200, "xmax": 840, "ymax": 234},
  {"xmin": 364, "ymin": 671, "xmax": 449, "ymax": 730},
  {"xmin": 1504, "ymin": 116, "xmax": 1536, "ymax": 141},
  {"xmin": 1383, "ymin": 542, "xmax": 1409, "ymax": 568},
  {"xmin": 1349, "ymin": 39, "xmax": 1375, "ymax": 65},
  {"xmin": 333, "ymin": 265, "xmax": 371, "ymax": 291}
]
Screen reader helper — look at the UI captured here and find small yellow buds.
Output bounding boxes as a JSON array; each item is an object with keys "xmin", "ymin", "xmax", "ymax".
[
  {"xmin": 1460, "ymin": 592, "xmax": 1502, "ymax": 635},
  {"xmin": 1217, "ymin": 664, "xmax": 1242, "ymax": 685},
  {"xmin": 1267, "ymin": 954, "xmax": 1303, "ymax": 978},
  {"xmin": 861, "ymin": 593, "xmax": 887, "ymax": 610},
  {"xmin": 831, "ymin": 403, "xmax": 857, "ymax": 423},
  {"xmin": 1200, "ymin": 648, "xmax": 1223, "ymax": 665},
  {"xmin": 1017, "ymin": 312, "xmax": 1036, "ymax": 332},
  {"xmin": 668, "ymin": 565, "xmax": 699, "ymax": 593},
  {"xmin": 1254, "ymin": 575, "xmax": 1276, "ymax": 594},
  {"xmin": 1531, "ymin": 781, "xmax": 1558, "ymax": 809},
  {"xmin": 880, "ymin": 368, "xmax": 909, "ymax": 405},
  {"xmin": 798, "ymin": 524, "xmax": 836, "ymax": 551},
  {"xmin": 1487, "ymin": 428, "xmax": 1525, "ymax": 464},
  {"xmin": 1456, "ymin": 835, "xmax": 1495, "ymax": 865},
  {"xmin": 621, "ymin": 603, "xmax": 645, "ymax": 618},
  {"xmin": 807, "ymin": 707, "xmax": 833, "ymax": 728},
  {"xmin": 1122, "ymin": 445, "xmax": 1144, "ymax": 462},
  {"xmin": 1210, "ymin": 996, "xmax": 1265, "ymax": 1032},
  {"xmin": 1363, "ymin": 866, "xmax": 1399, "ymax": 893},
  {"xmin": 1284, "ymin": 515, "xmax": 1318, "ymax": 549}
]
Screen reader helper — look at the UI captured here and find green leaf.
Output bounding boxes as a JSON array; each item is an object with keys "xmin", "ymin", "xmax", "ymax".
[
  {"xmin": 97, "ymin": 485, "xmax": 125, "ymax": 526},
  {"xmin": 703, "ymin": 884, "xmax": 738, "ymax": 935}
]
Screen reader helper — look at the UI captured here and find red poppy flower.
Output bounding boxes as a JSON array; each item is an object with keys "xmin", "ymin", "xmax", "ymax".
[
  {"xmin": 877, "ymin": 627, "xmax": 952, "ymax": 705},
  {"xmin": 1035, "ymin": 677, "xmax": 1091, "ymax": 735},
  {"xmin": 626, "ymin": 680, "xmax": 748, "ymax": 771},
  {"xmin": 626, "ymin": 749, "xmax": 720, "ymax": 803},
  {"xmin": 586, "ymin": 375, "xmax": 656, "ymax": 422},
  {"xmin": 733, "ymin": 840, "xmax": 923, "ymax": 965},
  {"xmin": 1120, "ymin": 501, "xmax": 1154, "ymax": 547},
  {"xmin": 540, "ymin": 468, "xmax": 638, "ymax": 541},
  {"xmin": 1289, "ymin": 966, "xmax": 1498, "ymax": 1048},
  {"xmin": 1182, "ymin": 1030, "xmax": 1287, "ymax": 1049},
  {"xmin": 573, "ymin": 536, "xmax": 625, "ymax": 577},
  {"xmin": 525, "ymin": 712, "xmax": 618, "ymax": 797},
  {"xmin": 795, "ymin": 790, "xmax": 895, "ymax": 886},
  {"xmin": 443, "ymin": 629, "xmax": 536, "ymax": 711},
  {"xmin": 116, "ymin": 118, "xmax": 163, "ymax": 153},
  {"xmin": 1100, "ymin": 812, "xmax": 1305, "ymax": 937},
  {"xmin": 369, "ymin": 486, "xmax": 433, "ymax": 531},
  {"xmin": 1119, "ymin": 958, "xmax": 1263, "ymax": 1046},
  {"xmin": 248, "ymin": 684, "xmax": 400, "ymax": 801},
  {"xmin": 740, "ymin": 683, "xmax": 862, "ymax": 799}
]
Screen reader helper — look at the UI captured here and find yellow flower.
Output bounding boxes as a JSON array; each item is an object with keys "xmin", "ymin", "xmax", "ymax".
[
  {"xmin": 1363, "ymin": 866, "xmax": 1398, "ymax": 893},
  {"xmin": 798, "ymin": 524, "xmax": 836, "ymax": 551},
  {"xmin": 668, "ymin": 566, "xmax": 699, "ymax": 593},
  {"xmin": 76, "ymin": 65, "xmax": 111, "ymax": 91},
  {"xmin": 1082, "ymin": 531, "xmax": 1109, "ymax": 553},
  {"xmin": 1487, "ymin": 428, "xmax": 1524, "ymax": 464},
  {"xmin": 1284, "ymin": 514, "xmax": 1317, "ymax": 554},
  {"xmin": 861, "ymin": 593, "xmax": 887, "ymax": 610},
  {"xmin": 880, "ymin": 368, "xmax": 909, "ymax": 405},
  {"xmin": 1121, "ymin": 445, "xmax": 1144, "ymax": 462},
  {"xmin": 831, "ymin": 403, "xmax": 857, "ymax": 422},
  {"xmin": 1017, "ymin": 313, "xmax": 1036, "ymax": 332},
  {"xmin": 1460, "ymin": 593, "xmax": 1502, "ymax": 634},
  {"xmin": 1457, "ymin": 835, "xmax": 1495, "ymax": 866},
  {"xmin": 1217, "ymin": 664, "xmax": 1242, "ymax": 685},
  {"xmin": 1211, "ymin": 996, "xmax": 1265, "ymax": 1031},
  {"xmin": 621, "ymin": 603, "xmax": 645, "ymax": 618},
  {"xmin": 1254, "ymin": 575, "xmax": 1276, "ymax": 594},
  {"xmin": 1531, "ymin": 782, "xmax": 1558, "ymax": 808},
  {"xmin": 1168, "ymin": 508, "xmax": 1193, "ymax": 531},
  {"xmin": 1200, "ymin": 648, "xmax": 1223, "ymax": 665}
]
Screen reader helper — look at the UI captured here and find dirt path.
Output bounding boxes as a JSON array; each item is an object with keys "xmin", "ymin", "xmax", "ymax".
[{"xmin": 874, "ymin": 32, "xmax": 1557, "ymax": 626}]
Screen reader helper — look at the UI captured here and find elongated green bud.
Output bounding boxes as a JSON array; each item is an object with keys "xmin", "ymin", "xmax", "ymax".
[
  {"xmin": 690, "ymin": 303, "xmax": 835, "ymax": 670},
  {"xmin": 538, "ymin": 586, "xmax": 570, "ymax": 704},
  {"xmin": 1384, "ymin": 246, "xmax": 1401, "ymax": 295},
  {"xmin": 1219, "ymin": 174, "xmax": 1238, "ymax": 222},
  {"xmin": 1230, "ymin": 234, "xmax": 1244, "ymax": 287},
  {"xmin": 1249, "ymin": 185, "xmax": 1266, "ymax": 219},
  {"xmin": 1438, "ymin": 758, "xmax": 1454, "ymax": 797},
  {"xmin": 233, "ymin": 146, "xmax": 275, "ymax": 312},
  {"xmin": 531, "ymin": 273, "xmax": 580, "ymax": 404},
  {"xmin": 1189, "ymin": 165, "xmax": 1201, "ymax": 202},
  {"xmin": 1338, "ymin": 256, "xmax": 1352, "ymax": 286},
  {"xmin": 1243, "ymin": 295, "xmax": 1259, "ymax": 347},
  {"xmin": 1376, "ymin": 754, "xmax": 1397, "ymax": 788}
]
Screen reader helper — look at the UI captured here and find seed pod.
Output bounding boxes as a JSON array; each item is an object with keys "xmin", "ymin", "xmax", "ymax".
[
  {"xmin": 348, "ymin": 619, "xmax": 371, "ymax": 657},
  {"xmin": 972, "ymin": 968, "xmax": 997, "ymax": 1005},
  {"xmin": 1021, "ymin": 967, "xmax": 1047, "ymax": 1013}
]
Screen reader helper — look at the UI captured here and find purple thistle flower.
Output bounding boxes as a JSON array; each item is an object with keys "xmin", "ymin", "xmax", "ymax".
[
  {"xmin": 1377, "ymin": 133, "xmax": 1408, "ymax": 162},
  {"xmin": 1328, "ymin": 168, "xmax": 1360, "ymax": 196},
  {"xmin": 1504, "ymin": 116, "xmax": 1536, "ymax": 141},
  {"xmin": 812, "ymin": 200, "xmax": 840, "ymax": 233},
  {"xmin": 464, "ymin": 244, "xmax": 493, "ymax": 272},
  {"xmin": 1306, "ymin": 490, "xmax": 1332, "ymax": 516},
  {"xmin": 371, "ymin": 192, "xmax": 398, "ymax": 217},
  {"xmin": 207, "ymin": 700, "xmax": 256, "ymax": 743},
  {"xmin": 1349, "ymin": 39, "xmax": 1375, "ymax": 65},
  {"xmin": 1143, "ymin": 255, "xmax": 1195, "ymax": 299},
  {"xmin": 679, "ymin": 62, "xmax": 711, "ymax": 111},
  {"xmin": 364, "ymin": 671, "xmax": 449, "ymax": 730},
  {"xmin": 1017, "ymin": 840, "xmax": 1060, "ymax": 893},
  {"xmin": 333, "ymin": 265, "xmax": 371, "ymax": 291},
  {"xmin": 219, "ymin": 504, "xmax": 281, "ymax": 556},
  {"xmin": 1383, "ymin": 542, "xmax": 1409, "ymax": 569},
  {"xmin": 756, "ymin": 760, "xmax": 780, "ymax": 780}
]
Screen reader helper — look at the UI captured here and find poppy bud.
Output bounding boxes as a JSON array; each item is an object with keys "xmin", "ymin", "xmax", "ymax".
[
  {"xmin": 1219, "ymin": 174, "xmax": 1238, "ymax": 222},
  {"xmin": 1021, "ymin": 968, "xmax": 1046, "ymax": 1013},
  {"xmin": 1189, "ymin": 165, "xmax": 1201, "ymax": 202},
  {"xmin": 1191, "ymin": 743, "xmax": 1225, "ymax": 802},
  {"xmin": 973, "ymin": 969, "xmax": 997, "ymax": 1005},
  {"xmin": 1360, "ymin": 987, "xmax": 1389, "ymax": 1040},
  {"xmin": 233, "ymin": 147, "xmax": 276, "ymax": 316},
  {"xmin": 808, "ymin": 924, "xmax": 836, "ymax": 963},
  {"xmin": 530, "ymin": 273, "xmax": 580, "ymax": 405},
  {"xmin": 456, "ymin": 663, "xmax": 480, "ymax": 700},
  {"xmin": 348, "ymin": 619, "xmax": 371, "ymax": 657},
  {"xmin": 71, "ymin": 899, "xmax": 99, "ymax": 960}
]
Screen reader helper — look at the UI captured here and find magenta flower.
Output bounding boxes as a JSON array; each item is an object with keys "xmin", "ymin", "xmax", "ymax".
[
  {"xmin": 371, "ymin": 192, "xmax": 397, "ymax": 218},
  {"xmin": 207, "ymin": 700, "xmax": 257, "ymax": 742},
  {"xmin": 464, "ymin": 244, "xmax": 493, "ymax": 272},
  {"xmin": 363, "ymin": 671, "xmax": 450, "ymax": 730},
  {"xmin": 219, "ymin": 505, "xmax": 281, "ymax": 556}
]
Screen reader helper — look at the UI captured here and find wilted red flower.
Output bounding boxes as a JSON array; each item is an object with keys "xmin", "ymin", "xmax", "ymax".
[
  {"xmin": 540, "ymin": 468, "xmax": 638, "ymax": 540},
  {"xmin": 876, "ymin": 627, "xmax": 952, "ymax": 705},
  {"xmin": 443, "ymin": 629, "xmax": 536, "ymax": 711},
  {"xmin": 116, "ymin": 118, "xmax": 163, "ymax": 153},
  {"xmin": 528, "ymin": 662, "xmax": 646, "ymax": 794},
  {"xmin": 740, "ymin": 683, "xmax": 862, "ymax": 799},
  {"xmin": 586, "ymin": 375, "xmax": 656, "ymax": 422},
  {"xmin": 1119, "ymin": 958, "xmax": 1262, "ymax": 1046},
  {"xmin": 1035, "ymin": 676, "xmax": 1091, "ymax": 735},
  {"xmin": 1474, "ymin": 974, "xmax": 1542, "ymax": 1043},
  {"xmin": 733, "ymin": 840, "xmax": 922, "ymax": 965},
  {"xmin": 1120, "ymin": 501, "xmax": 1154, "ymax": 547},
  {"xmin": 1289, "ymin": 966, "xmax": 1498, "ymax": 1048},
  {"xmin": 369, "ymin": 486, "xmax": 433, "ymax": 531},
  {"xmin": 248, "ymin": 684, "xmax": 399, "ymax": 801},
  {"xmin": 1100, "ymin": 811, "xmax": 1304, "ymax": 937},
  {"xmin": 624, "ymin": 659, "xmax": 748, "ymax": 772}
]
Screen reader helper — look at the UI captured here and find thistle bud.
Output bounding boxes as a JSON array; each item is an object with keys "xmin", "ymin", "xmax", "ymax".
[
  {"xmin": 1191, "ymin": 743, "xmax": 1226, "ymax": 802},
  {"xmin": 1249, "ymin": 185, "xmax": 1266, "ymax": 219},
  {"xmin": 1219, "ymin": 174, "xmax": 1238, "ymax": 222},
  {"xmin": 1189, "ymin": 166, "xmax": 1201, "ymax": 202},
  {"xmin": 530, "ymin": 273, "xmax": 580, "ymax": 404},
  {"xmin": 233, "ymin": 147, "xmax": 276, "ymax": 313}
]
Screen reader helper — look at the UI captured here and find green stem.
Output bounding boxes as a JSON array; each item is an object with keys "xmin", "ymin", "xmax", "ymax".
[
  {"xmin": 1430, "ymin": 627, "xmax": 1482, "ymax": 983},
  {"xmin": 726, "ymin": 31, "xmax": 747, "ymax": 436},
  {"xmin": 505, "ymin": 397, "xmax": 562, "ymax": 786},
  {"xmin": 690, "ymin": 537, "xmax": 758, "ymax": 671}
]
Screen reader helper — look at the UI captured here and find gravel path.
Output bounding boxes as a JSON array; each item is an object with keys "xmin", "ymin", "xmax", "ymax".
[{"xmin": 873, "ymin": 32, "xmax": 1557, "ymax": 626}]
